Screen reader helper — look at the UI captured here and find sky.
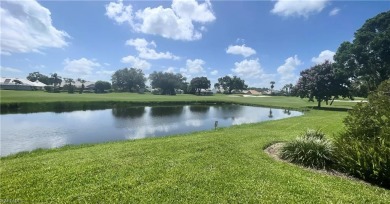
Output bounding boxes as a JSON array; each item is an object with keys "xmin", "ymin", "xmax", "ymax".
[{"xmin": 1, "ymin": 0, "xmax": 389, "ymax": 89}]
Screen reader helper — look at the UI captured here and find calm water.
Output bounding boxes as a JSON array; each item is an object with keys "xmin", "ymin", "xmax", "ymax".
[{"xmin": 1, "ymin": 105, "xmax": 302, "ymax": 156}]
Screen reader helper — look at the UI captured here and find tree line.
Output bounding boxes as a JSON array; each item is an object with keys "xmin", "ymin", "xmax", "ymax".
[{"xmin": 294, "ymin": 11, "xmax": 389, "ymax": 107}]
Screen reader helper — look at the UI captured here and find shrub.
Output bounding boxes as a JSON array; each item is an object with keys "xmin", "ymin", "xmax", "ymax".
[
  {"xmin": 280, "ymin": 129, "xmax": 334, "ymax": 169},
  {"xmin": 44, "ymin": 86, "xmax": 53, "ymax": 92},
  {"xmin": 334, "ymin": 80, "xmax": 390, "ymax": 188}
]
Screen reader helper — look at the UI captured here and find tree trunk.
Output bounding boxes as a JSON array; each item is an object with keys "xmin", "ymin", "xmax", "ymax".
[
  {"xmin": 317, "ymin": 100, "xmax": 321, "ymax": 108},
  {"xmin": 330, "ymin": 97, "xmax": 335, "ymax": 105}
]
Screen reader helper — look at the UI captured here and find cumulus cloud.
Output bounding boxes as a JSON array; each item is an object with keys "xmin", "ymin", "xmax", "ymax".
[
  {"xmin": 106, "ymin": 0, "xmax": 215, "ymax": 41},
  {"xmin": 232, "ymin": 59, "xmax": 263, "ymax": 77},
  {"xmin": 311, "ymin": 50, "xmax": 335, "ymax": 64},
  {"xmin": 121, "ymin": 55, "xmax": 151, "ymax": 70},
  {"xmin": 1, "ymin": 0, "xmax": 69, "ymax": 55},
  {"xmin": 329, "ymin": 7, "xmax": 340, "ymax": 16},
  {"xmin": 277, "ymin": 55, "xmax": 302, "ymax": 85},
  {"xmin": 271, "ymin": 0, "xmax": 328, "ymax": 18},
  {"xmin": 184, "ymin": 59, "xmax": 206, "ymax": 74},
  {"xmin": 0, "ymin": 66, "xmax": 22, "ymax": 73},
  {"xmin": 210, "ymin": 70, "xmax": 218, "ymax": 76},
  {"xmin": 164, "ymin": 67, "xmax": 176, "ymax": 73},
  {"xmin": 105, "ymin": 0, "xmax": 133, "ymax": 24},
  {"xmin": 63, "ymin": 58, "xmax": 101, "ymax": 75},
  {"xmin": 125, "ymin": 38, "xmax": 179, "ymax": 60},
  {"xmin": 226, "ymin": 45, "xmax": 256, "ymax": 58}
]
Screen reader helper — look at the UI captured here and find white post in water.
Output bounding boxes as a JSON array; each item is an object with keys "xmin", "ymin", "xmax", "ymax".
[{"xmin": 214, "ymin": 121, "xmax": 218, "ymax": 130}]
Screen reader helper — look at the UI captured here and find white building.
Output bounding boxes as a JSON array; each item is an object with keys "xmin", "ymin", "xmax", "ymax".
[{"xmin": 0, "ymin": 77, "xmax": 47, "ymax": 90}]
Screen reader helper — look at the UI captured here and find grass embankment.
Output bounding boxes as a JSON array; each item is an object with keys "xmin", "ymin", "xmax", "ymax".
[
  {"xmin": 0, "ymin": 90, "xmax": 354, "ymax": 111},
  {"xmin": 1, "ymin": 90, "xmax": 388, "ymax": 202}
]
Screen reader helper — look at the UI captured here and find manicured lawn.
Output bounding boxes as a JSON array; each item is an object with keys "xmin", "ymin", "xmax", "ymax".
[
  {"xmin": 0, "ymin": 90, "xmax": 355, "ymax": 110},
  {"xmin": 1, "ymin": 90, "xmax": 387, "ymax": 203}
]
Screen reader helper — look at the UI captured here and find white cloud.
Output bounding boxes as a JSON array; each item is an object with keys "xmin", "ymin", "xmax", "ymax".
[
  {"xmin": 329, "ymin": 8, "xmax": 340, "ymax": 16},
  {"xmin": 232, "ymin": 59, "xmax": 263, "ymax": 77},
  {"xmin": 164, "ymin": 67, "xmax": 176, "ymax": 73},
  {"xmin": 105, "ymin": 0, "xmax": 133, "ymax": 24},
  {"xmin": 271, "ymin": 0, "xmax": 329, "ymax": 18},
  {"xmin": 64, "ymin": 58, "xmax": 101, "ymax": 75},
  {"xmin": 0, "ymin": 66, "xmax": 22, "ymax": 73},
  {"xmin": 171, "ymin": 0, "xmax": 215, "ymax": 23},
  {"xmin": 311, "ymin": 50, "xmax": 335, "ymax": 64},
  {"xmin": 226, "ymin": 45, "xmax": 256, "ymax": 58},
  {"xmin": 210, "ymin": 70, "xmax": 218, "ymax": 76},
  {"xmin": 184, "ymin": 59, "xmax": 205, "ymax": 74},
  {"xmin": 125, "ymin": 38, "xmax": 179, "ymax": 60},
  {"xmin": 121, "ymin": 55, "xmax": 151, "ymax": 70},
  {"xmin": 106, "ymin": 0, "xmax": 215, "ymax": 41},
  {"xmin": 277, "ymin": 55, "xmax": 302, "ymax": 85},
  {"xmin": 1, "ymin": 0, "xmax": 69, "ymax": 55}
]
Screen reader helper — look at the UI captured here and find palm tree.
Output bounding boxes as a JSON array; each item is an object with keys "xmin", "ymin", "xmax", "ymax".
[
  {"xmin": 77, "ymin": 78, "xmax": 86, "ymax": 93},
  {"xmin": 50, "ymin": 73, "xmax": 62, "ymax": 87},
  {"xmin": 270, "ymin": 81, "xmax": 275, "ymax": 94}
]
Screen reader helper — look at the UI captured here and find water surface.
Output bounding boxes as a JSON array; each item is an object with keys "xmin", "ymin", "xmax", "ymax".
[{"xmin": 1, "ymin": 105, "xmax": 302, "ymax": 156}]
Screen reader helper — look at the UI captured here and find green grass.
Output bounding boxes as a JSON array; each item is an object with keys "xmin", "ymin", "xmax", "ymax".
[
  {"xmin": 1, "ymin": 90, "xmax": 388, "ymax": 203},
  {"xmin": 0, "ymin": 90, "xmax": 355, "ymax": 110}
]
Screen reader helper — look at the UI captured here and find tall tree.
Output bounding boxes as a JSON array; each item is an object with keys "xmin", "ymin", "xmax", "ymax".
[
  {"xmin": 216, "ymin": 75, "xmax": 247, "ymax": 94},
  {"xmin": 295, "ymin": 61, "xmax": 351, "ymax": 108},
  {"xmin": 27, "ymin": 72, "xmax": 50, "ymax": 85},
  {"xmin": 190, "ymin": 77, "xmax": 211, "ymax": 95},
  {"xmin": 111, "ymin": 68, "xmax": 146, "ymax": 92},
  {"xmin": 77, "ymin": 78, "xmax": 86, "ymax": 93},
  {"xmin": 270, "ymin": 81, "xmax": 275, "ymax": 94},
  {"xmin": 334, "ymin": 11, "xmax": 390, "ymax": 91},
  {"xmin": 95, "ymin": 81, "xmax": 111, "ymax": 93},
  {"xmin": 63, "ymin": 78, "xmax": 75, "ymax": 93},
  {"xmin": 50, "ymin": 73, "xmax": 62, "ymax": 87},
  {"xmin": 149, "ymin": 71, "xmax": 187, "ymax": 95}
]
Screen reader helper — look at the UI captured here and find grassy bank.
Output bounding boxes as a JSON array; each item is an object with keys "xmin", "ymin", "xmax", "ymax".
[
  {"xmin": 0, "ymin": 90, "xmax": 356, "ymax": 110},
  {"xmin": 2, "ymin": 90, "xmax": 387, "ymax": 202}
]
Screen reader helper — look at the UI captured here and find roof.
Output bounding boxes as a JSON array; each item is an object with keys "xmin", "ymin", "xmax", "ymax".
[
  {"xmin": 0, "ymin": 77, "xmax": 47, "ymax": 87},
  {"xmin": 247, "ymin": 90, "xmax": 261, "ymax": 95}
]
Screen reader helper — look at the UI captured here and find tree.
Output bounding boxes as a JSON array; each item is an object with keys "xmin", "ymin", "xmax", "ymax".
[
  {"xmin": 95, "ymin": 81, "xmax": 111, "ymax": 93},
  {"xmin": 77, "ymin": 78, "xmax": 86, "ymax": 94},
  {"xmin": 149, "ymin": 71, "xmax": 186, "ymax": 95},
  {"xmin": 190, "ymin": 77, "xmax": 210, "ymax": 95},
  {"xmin": 216, "ymin": 75, "xmax": 247, "ymax": 94},
  {"xmin": 295, "ymin": 61, "xmax": 351, "ymax": 108},
  {"xmin": 270, "ymin": 81, "xmax": 275, "ymax": 94},
  {"xmin": 63, "ymin": 78, "xmax": 75, "ymax": 93},
  {"xmin": 50, "ymin": 73, "xmax": 62, "ymax": 88},
  {"xmin": 111, "ymin": 68, "xmax": 146, "ymax": 92},
  {"xmin": 27, "ymin": 72, "xmax": 50, "ymax": 85},
  {"xmin": 334, "ymin": 11, "xmax": 390, "ymax": 91}
]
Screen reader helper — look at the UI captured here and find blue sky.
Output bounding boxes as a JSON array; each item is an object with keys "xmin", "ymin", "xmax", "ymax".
[{"xmin": 1, "ymin": 0, "xmax": 389, "ymax": 89}]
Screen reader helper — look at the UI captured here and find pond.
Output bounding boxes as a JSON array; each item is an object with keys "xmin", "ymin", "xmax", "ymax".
[{"xmin": 0, "ymin": 105, "xmax": 302, "ymax": 156}]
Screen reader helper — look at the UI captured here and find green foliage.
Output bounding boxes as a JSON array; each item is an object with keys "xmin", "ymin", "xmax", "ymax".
[
  {"xmin": 334, "ymin": 80, "xmax": 390, "ymax": 188},
  {"xmin": 27, "ymin": 72, "xmax": 50, "ymax": 85},
  {"xmin": 216, "ymin": 75, "xmax": 247, "ymax": 94},
  {"xmin": 189, "ymin": 76, "xmax": 210, "ymax": 95},
  {"xmin": 94, "ymin": 81, "xmax": 111, "ymax": 93},
  {"xmin": 334, "ymin": 11, "xmax": 390, "ymax": 91},
  {"xmin": 50, "ymin": 73, "xmax": 62, "ymax": 87},
  {"xmin": 280, "ymin": 129, "xmax": 334, "ymax": 169},
  {"xmin": 111, "ymin": 68, "xmax": 146, "ymax": 92},
  {"xmin": 296, "ymin": 61, "xmax": 351, "ymax": 108},
  {"xmin": 149, "ymin": 71, "xmax": 186, "ymax": 95}
]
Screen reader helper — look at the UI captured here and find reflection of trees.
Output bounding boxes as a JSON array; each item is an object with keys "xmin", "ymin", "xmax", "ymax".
[
  {"xmin": 150, "ymin": 106, "xmax": 184, "ymax": 117},
  {"xmin": 268, "ymin": 108, "xmax": 273, "ymax": 118},
  {"xmin": 283, "ymin": 109, "xmax": 291, "ymax": 115},
  {"xmin": 112, "ymin": 107, "xmax": 145, "ymax": 118},
  {"xmin": 189, "ymin": 105, "xmax": 210, "ymax": 113}
]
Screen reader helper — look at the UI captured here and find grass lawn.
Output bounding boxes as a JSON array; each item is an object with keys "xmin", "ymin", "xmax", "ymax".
[{"xmin": 1, "ymin": 90, "xmax": 388, "ymax": 203}]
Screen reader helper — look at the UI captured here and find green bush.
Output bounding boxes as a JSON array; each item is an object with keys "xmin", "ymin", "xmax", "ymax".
[
  {"xmin": 280, "ymin": 129, "xmax": 334, "ymax": 169},
  {"xmin": 334, "ymin": 80, "xmax": 390, "ymax": 188}
]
